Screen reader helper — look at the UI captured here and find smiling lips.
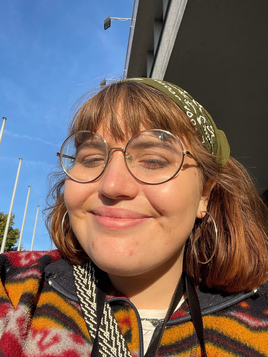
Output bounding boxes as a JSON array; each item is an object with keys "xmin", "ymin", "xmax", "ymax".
[{"xmin": 91, "ymin": 207, "xmax": 151, "ymax": 229}]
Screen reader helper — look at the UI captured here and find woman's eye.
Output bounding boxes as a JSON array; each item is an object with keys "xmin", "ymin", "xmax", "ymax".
[
  {"xmin": 138, "ymin": 157, "xmax": 170, "ymax": 170},
  {"xmin": 77, "ymin": 154, "xmax": 106, "ymax": 167},
  {"xmin": 82, "ymin": 157, "xmax": 105, "ymax": 167}
]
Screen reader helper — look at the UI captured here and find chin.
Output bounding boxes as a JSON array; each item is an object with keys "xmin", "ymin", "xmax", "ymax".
[
  {"xmin": 92, "ymin": 258, "xmax": 133, "ymax": 275},
  {"xmin": 88, "ymin": 254, "xmax": 147, "ymax": 277}
]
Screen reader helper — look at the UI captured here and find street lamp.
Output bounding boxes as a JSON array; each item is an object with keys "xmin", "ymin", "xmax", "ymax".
[
  {"xmin": 100, "ymin": 78, "xmax": 117, "ymax": 86},
  {"xmin": 104, "ymin": 16, "xmax": 132, "ymax": 30}
]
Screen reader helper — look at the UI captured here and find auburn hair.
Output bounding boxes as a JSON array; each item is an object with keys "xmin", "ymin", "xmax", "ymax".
[{"xmin": 45, "ymin": 81, "xmax": 268, "ymax": 293}]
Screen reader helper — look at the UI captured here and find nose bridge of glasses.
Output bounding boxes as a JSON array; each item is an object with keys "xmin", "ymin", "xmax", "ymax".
[
  {"xmin": 107, "ymin": 146, "xmax": 126, "ymax": 162},
  {"xmin": 108, "ymin": 146, "xmax": 125, "ymax": 155}
]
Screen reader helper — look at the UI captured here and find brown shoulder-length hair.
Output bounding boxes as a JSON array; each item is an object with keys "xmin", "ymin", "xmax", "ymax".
[{"xmin": 45, "ymin": 81, "xmax": 268, "ymax": 293}]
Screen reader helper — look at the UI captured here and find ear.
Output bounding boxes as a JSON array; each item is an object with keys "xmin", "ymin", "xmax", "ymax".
[{"xmin": 196, "ymin": 179, "xmax": 216, "ymax": 219}]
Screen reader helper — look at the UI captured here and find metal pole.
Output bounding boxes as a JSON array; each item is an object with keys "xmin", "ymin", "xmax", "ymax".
[
  {"xmin": 30, "ymin": 205, "xmax": 40, "ymax": 251},
  {"xmin": 0, "ymin": 117, "xmax": 7, "ymax": 148},
  {"xmin": 1, "ymin": 158, "xmax": 23, "ymax": 253},
  {"xmin": 17, "ymin": 186, "xmax": 31, "ymax": 251}
]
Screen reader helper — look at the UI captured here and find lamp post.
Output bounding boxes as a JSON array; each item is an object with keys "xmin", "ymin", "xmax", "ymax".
[
  {"xmin": 104, "ymin": 16, "xmax": 131, "ymax": 30},
  {"xmin": 0, "ymin": 117, "xmax": 7, "ymax": 149},
  {"xmin": 17, "ymin": 186, "xmax": 31, "ymax": 251},
  {"xmin": 1, "ymin": 158, "xmax": 23, "ymax": 253},
  {"xmin": 100, "ymin": 78, "xmax": 117, "ymax": 86},
  {"xmin": 30, "ymin": 205, "xmax": 40, "ymax": 251}
]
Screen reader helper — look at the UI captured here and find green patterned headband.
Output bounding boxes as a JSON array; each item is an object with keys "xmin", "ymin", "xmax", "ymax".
[{"xmin": 123, "ymin": 78, "xmax": 230, "ymax": 166}]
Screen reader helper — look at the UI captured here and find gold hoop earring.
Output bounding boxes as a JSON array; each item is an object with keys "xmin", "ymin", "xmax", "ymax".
[
  {"xmin": 62, "ymin": 211, "xmax": 84, "ymax": 253},
  {"xmin": 196, "ymin": 211, "xmax": 218, "ymax": 265}
]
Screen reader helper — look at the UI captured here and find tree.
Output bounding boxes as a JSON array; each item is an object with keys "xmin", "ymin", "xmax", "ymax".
[{"xmin": 0, "ymin": 212, "xmax": 20, "ymax": 252}]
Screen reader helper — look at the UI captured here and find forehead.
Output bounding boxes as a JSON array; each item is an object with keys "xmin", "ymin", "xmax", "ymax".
[
  {"xmin": 91, "ymin": 102, "xmax": 145, "ymax": 143},
  {"xmin": 96, "ymin": 123, "xmax": 148, "ymax": 145},
  {"xmin": 71, "ymin": 88, "xmax": 197, "ymax": 150}
]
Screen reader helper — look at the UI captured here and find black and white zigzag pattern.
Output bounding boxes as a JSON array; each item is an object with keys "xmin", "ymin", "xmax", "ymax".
[{"xmin": 73, "ymin": 262, "xmax": 132, "ymax": 357}]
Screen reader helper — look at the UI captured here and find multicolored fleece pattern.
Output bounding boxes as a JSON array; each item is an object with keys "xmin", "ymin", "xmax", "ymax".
[
  {"xmin": 1, "ymin": 250, "xmax": 268, "ymax": 356},
  {"xmin": 0, "ymin": 251, "xmax": 92, "ymax": 357}
]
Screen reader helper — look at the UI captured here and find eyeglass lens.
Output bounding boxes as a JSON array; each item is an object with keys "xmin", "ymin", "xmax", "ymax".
[{"xmin": 60, "ymin": 130, "xmax": 185, "ymax": 184}]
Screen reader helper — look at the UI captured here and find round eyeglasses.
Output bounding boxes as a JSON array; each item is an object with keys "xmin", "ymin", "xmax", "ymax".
[{"xmin": 57, "ymin": 129, "xmax": 197, "ymax": 185}]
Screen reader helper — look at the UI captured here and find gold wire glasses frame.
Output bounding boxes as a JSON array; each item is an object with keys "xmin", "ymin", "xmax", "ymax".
[{"xmin": 56, "ymin": 129, "xmax": 197, "ymax": 185}]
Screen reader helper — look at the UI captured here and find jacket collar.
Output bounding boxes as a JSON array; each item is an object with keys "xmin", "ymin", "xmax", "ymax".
[{"xmin": 44, "ymin": 257, "xmax": 259, "ymax": 323}]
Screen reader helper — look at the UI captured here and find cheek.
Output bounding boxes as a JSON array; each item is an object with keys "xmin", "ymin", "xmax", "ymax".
[
  {"xmin": 146, "ymin": 173, "xmax": 201, "ymax": 214},
  {"xmin": 64, "ymin": 179, "xmax": 93, "ymax": 212}
]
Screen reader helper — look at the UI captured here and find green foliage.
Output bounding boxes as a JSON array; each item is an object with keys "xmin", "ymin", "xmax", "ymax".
[{"xmin": 0, "ymin": 212, "xmax": 20, "ymax": 252}]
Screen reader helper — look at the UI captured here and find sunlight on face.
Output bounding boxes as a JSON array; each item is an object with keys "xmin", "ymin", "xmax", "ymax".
[
  {"xmin": 65, "ymin": 140, "xmax": 209, "ymax": 279},
  {"xmin": 64, "ymin": 104, "xmax": 211, "ymax": 282}
]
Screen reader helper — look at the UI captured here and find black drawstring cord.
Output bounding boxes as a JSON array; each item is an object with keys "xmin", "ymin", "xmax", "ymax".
[
  {"xmin": 186, "ymin": 274, "xmax": 207, "ymax": 357},
  {"xmin": 145, "ymin": 273, "xmax": 185, "ymax": 357}
]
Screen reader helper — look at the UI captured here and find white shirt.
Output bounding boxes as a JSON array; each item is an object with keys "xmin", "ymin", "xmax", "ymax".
[{"xmin": 138, "ymin": 297, "xmax": 185, "ymax": 353}]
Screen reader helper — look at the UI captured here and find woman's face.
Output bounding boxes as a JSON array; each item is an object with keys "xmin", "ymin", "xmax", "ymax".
[{"xmin": 64, "ymin": 116, "xmax": 211, "ymax": 279}]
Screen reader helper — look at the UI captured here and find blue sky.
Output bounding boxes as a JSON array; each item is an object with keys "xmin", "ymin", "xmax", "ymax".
[{"xmin": 0, "ymin": 0, "xmax": 134, "ymax": 251}]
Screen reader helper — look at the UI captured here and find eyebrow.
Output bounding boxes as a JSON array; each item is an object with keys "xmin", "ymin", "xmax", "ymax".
[
  {"xmin": 129, "ymin": 140, "xmax": 181, "ymax": 154},
  {"xmin": 76, "ymin": 140, "xmax": 105, "ymax": 151},
  {"xmin": 75, "ymin": 140, "xmax": 106, "ymax": 158}
]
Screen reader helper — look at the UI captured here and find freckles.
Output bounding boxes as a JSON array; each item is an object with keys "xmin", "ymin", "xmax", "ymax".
[
  {"xmin": 127, "ymin": 238, "xmax": 139, "ymax": 256},
  {"xmin": 92, "ymin": 237, "xmax": 98, "ymax": 248}
]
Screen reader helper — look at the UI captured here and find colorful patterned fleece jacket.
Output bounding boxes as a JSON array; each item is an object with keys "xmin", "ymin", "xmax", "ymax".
[{"xmin": 1, "ymin": 250, "xmax": 268, "ymax": 357}]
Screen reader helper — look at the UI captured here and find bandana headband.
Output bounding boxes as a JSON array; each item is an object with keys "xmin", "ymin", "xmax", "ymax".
[{"xmin": 123, "ymin": 78, "xmax": 230, "ymax": 166}]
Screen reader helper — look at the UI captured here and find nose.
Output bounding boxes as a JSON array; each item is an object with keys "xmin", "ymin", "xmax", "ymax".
[{"xmin": 98, "ymin": 149, "xmax": 139, "ymax": 200}]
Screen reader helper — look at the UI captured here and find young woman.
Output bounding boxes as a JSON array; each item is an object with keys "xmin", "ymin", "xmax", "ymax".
[{"xmin": 1, "ymin": 78, "xmax": 268, "ymax": 357}]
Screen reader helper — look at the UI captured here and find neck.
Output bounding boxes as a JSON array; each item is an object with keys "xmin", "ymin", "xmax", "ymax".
[{"xmin": 108, "ymin": 253, "xmax": 184, "ymax": 310}]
